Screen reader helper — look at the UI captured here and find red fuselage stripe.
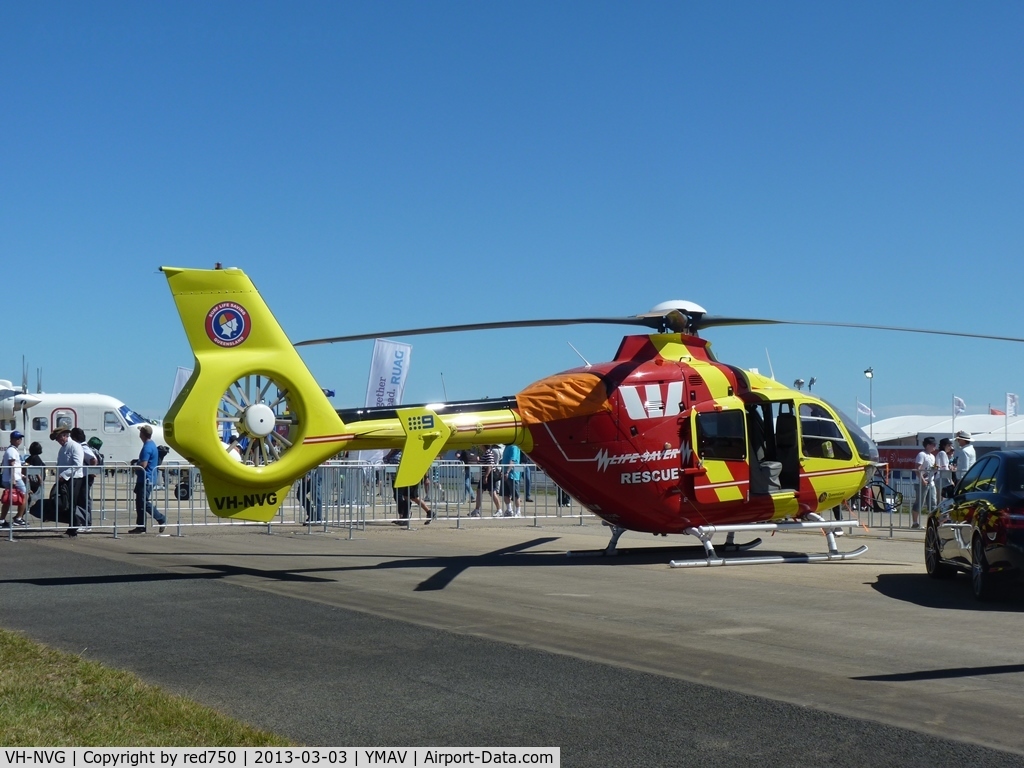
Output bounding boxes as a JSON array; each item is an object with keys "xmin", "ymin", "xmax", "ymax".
[{"xmin": 303, "ymin": 434, "xmax": 355, "ymax": 444}]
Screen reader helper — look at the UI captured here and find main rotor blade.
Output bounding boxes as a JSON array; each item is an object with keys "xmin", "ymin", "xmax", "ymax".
[
  {"xmin": 295, "ymin": 316, "xmax": 662, "ymax": 346},
  {"xmin": 698, "ymin": 316, "xmax": 1024, "ymax": 344},
  {"xmin": 296, "ymin": 312, "xmax": 1024, "ymax": 348}
]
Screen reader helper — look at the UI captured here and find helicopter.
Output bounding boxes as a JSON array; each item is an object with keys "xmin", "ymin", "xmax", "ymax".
[{"xmin": 159, "ymin": 266, "xmax": 1024, "ymax": 567}]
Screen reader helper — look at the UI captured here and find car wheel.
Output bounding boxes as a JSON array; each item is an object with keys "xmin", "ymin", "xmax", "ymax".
[
  {"xmin": 972, "ymin": 535, "xmax": 996, "ymax": 601},
  {"xmin": 925, "ymin": 524, "xmax": 955, "ymax": 579}
]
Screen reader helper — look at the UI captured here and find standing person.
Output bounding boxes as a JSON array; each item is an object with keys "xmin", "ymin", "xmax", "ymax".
[
  {"xmin": 952, "ymin": 430, "xmax": 976, "ymax": 483},
  {"xmin": 522, "ymin": 454, "xmax": 534, "ymax": 502},
  {"xmin": 52, "ymin": 426, "xmax": 86, "ymax": 536},
  {"xmin": 71, "ymin": 428, "xmax": 98, "ymax": 530},
  {"xmin": 911, "ymin": 436, "xmax": 938, "ymax": 529},
  {"xmin": 24, "ymin": 441, "xmax": 46, "ymax": 513},
  {"xmin": 935, "ymin": 437, "xmax": 955, "ymax": 494},
  {"xmin": 455, "ymin": 448, "xmax": 477, "ymax": 504},
  {"xmin": 298, "ymin": 468, "xmax": 323, "ymax": 524},
  {"xmin": 501, "ymin": 443, "xmax": 522, "ymax": 517},
  {"xmin": 1, "ymin": 430, "xmax": 28, "ymax": 528},
  {"xmin": 473, "ymin": 444, "xmax": 502, "ymax": 517},
  {"xmin": 383, "ymin": 449, "xmax": 432, "ymax": 526},
  {"xmin": 130, "ymin": 425, "xmax": 166, "ymax": 534}
]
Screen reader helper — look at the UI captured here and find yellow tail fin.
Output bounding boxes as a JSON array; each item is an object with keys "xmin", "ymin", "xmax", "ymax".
[
  {"xmin": 393, "ymin": 407, "xmax": 455, "ymax": 486},
  {"xmin": 161, "ymin": 266, "xmax": 347, "ymax": 520}
]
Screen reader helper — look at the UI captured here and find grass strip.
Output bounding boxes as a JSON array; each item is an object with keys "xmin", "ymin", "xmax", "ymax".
[{"xmin": 0, "ymin": 628, "xmax": 292, "ymax": 746}]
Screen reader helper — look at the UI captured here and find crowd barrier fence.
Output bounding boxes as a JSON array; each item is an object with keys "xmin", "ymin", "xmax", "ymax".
[
  {"xmin": 3, "ymin": 459, "xmax": 941, "ymax": 541},
  {"xmin": 2, "ymin": 460, "xmax": 595, "ymax": 539}
]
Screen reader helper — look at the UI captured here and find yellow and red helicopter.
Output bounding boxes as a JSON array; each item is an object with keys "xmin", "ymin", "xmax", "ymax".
[{"xmin": 160, "ymin": 266, "xmax": 1023, "ymax": 566}]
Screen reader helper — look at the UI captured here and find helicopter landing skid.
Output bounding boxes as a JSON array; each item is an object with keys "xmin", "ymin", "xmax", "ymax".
[
  {"xmin": 565, "ymin": 524, "xmax": 629, "ymax": 557},
  {"xmin": 670, "ymin": 519, "xmax": 867, "ymax": 568},
  {"xmin": 722, "ymin": 531, "xmax": 763, "ymax": 552}
]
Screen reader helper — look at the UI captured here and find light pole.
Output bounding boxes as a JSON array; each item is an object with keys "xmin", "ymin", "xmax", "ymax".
[
  {"xmin": 793, "ymin": 378, "xmax": 805, "ymax": 391},
  {"xmin": 864, "ymin": 367, "xmax": 874, "ymax": 440}
]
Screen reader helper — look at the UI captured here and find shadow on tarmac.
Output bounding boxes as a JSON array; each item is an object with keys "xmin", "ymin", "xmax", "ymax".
[
  {"xmin": 869, "ymin": 571, "xmax": 1024, "ymax": 612},
  {"xmin": 853, "ymin": 663, "xmax": 1024, "ymax": 682},
  {"xmin": 1, "ymin": 534, "xmax": 878, "ymax": 594}
]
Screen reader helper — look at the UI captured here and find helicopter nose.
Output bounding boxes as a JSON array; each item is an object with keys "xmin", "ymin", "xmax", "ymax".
[{"xmin": 866, "ymin": 437, "xmax": 880, "ymax": 462}]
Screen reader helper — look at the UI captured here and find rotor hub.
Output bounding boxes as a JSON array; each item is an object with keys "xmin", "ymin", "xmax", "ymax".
[{"xmin": 242, "ymin": 403, "xmax": 277, "ymax": 438}]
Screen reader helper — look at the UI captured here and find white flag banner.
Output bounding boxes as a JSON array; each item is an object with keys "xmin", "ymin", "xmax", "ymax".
[
  {"xmin": 857, "ymin": 400, "xmax": 874, "ymax": 417},
  {"xmin": 1008, "ymin": 393, "xmax": 1019, "ymax": 418},
  {"xmin": 360, "ymin": 339, "xmax": 413, "ymax": 465},
  {"xmin": 953, "ymin": 395, "xmax": 966, "ymax": 415},
  {"xmin": 169, "ymin": 366, "xmax": 193, "ymax": 408}
]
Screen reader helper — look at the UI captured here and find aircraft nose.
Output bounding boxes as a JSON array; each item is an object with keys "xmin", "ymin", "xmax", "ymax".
[{"xmin": 14, "ymin": 394, "xmax": 42, "ymax": 410}]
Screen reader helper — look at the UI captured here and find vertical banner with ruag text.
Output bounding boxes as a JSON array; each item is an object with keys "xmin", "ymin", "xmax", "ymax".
[{"xmin": 360, "ymin": 339, "xmax": 413, "ymax": 465}]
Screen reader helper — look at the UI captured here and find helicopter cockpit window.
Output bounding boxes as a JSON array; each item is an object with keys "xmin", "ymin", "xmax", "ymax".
[
  {"xmin": 695, "ymin": 410, "xmax": 746, "ymax": 461},
  {"xmin": 830, "ymin": 402, "xmax": 878, "ymax": 461},
  {"xmin": 104, "ymin": 410, "xmax": 125, "ymax": 433},
  {"xmin": 798, "ymin": 403, "xmax": 853, "ymax": 461}
]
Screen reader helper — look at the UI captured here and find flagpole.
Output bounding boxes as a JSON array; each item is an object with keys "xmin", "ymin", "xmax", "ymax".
[{"xmin": 951, "ymin": 393, "xmax": 955, "ymax": 436}]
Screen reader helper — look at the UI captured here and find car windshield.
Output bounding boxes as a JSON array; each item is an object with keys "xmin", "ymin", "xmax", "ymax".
[
  {"xmin": 827, "ymin": 401, "xmax": 878, "ymax": 462},
  {"xmin": 118, "ymin": 405, "xmax": 150, "ymax": 426}
]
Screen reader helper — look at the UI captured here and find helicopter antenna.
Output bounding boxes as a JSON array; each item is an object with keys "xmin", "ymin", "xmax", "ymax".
[
  {"xmin": 567, "ymin": 341, "xmax": 591, "ymax": 367},
  {"xmin": 440, "ymin": 372, "xmax": 449, "ymax": 402},
  {"xmin": 765, "ymin": 348, "xmax": 776, "ymax": 380}
]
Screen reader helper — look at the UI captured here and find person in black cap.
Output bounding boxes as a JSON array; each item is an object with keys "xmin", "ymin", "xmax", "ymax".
[{"xmin": 1, "ymin": 430, "xmax": 28, "ymax": 527}]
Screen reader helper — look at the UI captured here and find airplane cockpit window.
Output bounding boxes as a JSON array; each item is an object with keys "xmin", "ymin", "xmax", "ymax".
[
  {"xmin": 118, "ymin": 405, "xmax": 150, "ymax": 426},
  {"xmin": 696, "ymin": 410, "xmax": 746, "ymax": 461},
  {"xmin": 104, "ymin": 410, "xmax": 125, "ymax": 433},
  {"xmin": 798, "ymin": 403, "xmax": 853, "ymax": 461}
]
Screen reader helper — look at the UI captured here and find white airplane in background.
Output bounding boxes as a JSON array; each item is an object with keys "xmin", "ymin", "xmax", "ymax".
[{"xmin": 0, "ymin": 380, "xmax": 182, "ymax": 465}]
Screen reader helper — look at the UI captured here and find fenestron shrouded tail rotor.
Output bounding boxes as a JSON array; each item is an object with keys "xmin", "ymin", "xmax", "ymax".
[{"xmin": 218, "ymin": 373, "xmax": 298, "ymax": 466}]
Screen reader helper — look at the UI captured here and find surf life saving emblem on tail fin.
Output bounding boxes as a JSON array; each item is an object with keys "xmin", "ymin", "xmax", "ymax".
[{"xmin": 205, "ymin": 302, "xmax": 251, "ymax": 347}]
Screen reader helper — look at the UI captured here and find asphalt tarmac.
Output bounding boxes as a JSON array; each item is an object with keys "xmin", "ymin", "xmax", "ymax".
[{"xmin": 3, "ymin": 520, "xmax": 1024, "ymax": 767}]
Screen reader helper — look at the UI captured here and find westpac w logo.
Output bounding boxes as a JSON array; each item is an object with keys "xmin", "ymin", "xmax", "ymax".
[{"xmin": 619, "ymin": 382, "xmax": 684, "ymax": 420}]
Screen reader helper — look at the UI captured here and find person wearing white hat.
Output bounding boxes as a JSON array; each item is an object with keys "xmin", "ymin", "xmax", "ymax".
[{"xmin": 952, "ymin": 430, "xmax": 976, "ymax": 483}]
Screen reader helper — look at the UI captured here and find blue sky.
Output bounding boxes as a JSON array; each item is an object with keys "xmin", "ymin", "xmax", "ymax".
[{"xmin": 2, "ymin": 2, "xmax": 1022, "ymax": 423}]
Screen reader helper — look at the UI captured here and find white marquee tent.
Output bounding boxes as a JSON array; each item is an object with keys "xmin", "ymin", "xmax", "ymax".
[{"xmin": 865, "ymin": 414, "xmax": 1024, "ymax": 447}]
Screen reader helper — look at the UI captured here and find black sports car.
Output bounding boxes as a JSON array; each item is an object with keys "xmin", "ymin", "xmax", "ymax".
[{"xmin": 925, "ymin": 450, "xmax": 1024, "ymax": 600}]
